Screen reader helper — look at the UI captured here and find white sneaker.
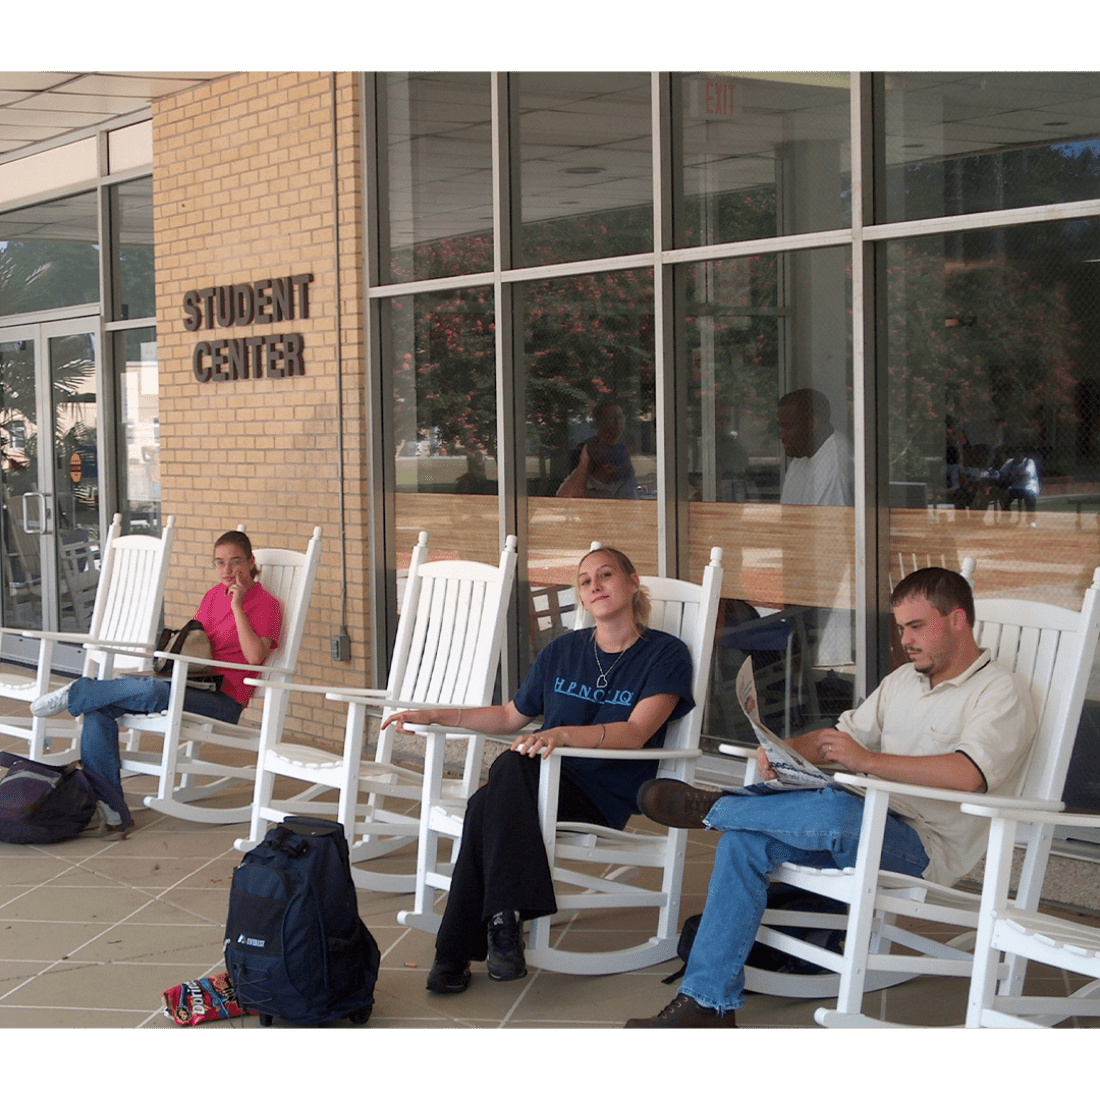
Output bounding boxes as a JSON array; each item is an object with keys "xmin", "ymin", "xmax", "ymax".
[{"xmin": 30, "ymin": 682, "xmax": 72, "ymax": 717}]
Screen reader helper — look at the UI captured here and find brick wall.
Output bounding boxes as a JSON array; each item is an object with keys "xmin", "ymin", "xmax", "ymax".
[{"xmin": 152, "ymin": 71, "xmax": 371, "ymax": 746}]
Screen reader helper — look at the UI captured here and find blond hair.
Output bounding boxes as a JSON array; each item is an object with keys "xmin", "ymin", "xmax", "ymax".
[{"xmin": 577, "ymin": 546, "xmax": 650, "ymax": 631}]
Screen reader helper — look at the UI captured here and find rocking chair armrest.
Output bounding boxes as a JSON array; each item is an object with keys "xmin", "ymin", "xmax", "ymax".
[
  {"xmin": 242, "ymin": 678, "xmax": 327, "ymax": 694},
  {"xmin": 718, "ymin": 743, "xmax": 757, "ymax": 761},
  {"xmin": 151, "ymin": 650, "xmax": 270, "ymax": 674},
  {"xmin": 832, "ymin": 771, "xmax": 1063, "ymax": 814},
  {"xmin": 960, "ymin": 803, "xmax": 1094, "ymax": 828},
  {"xmin": 399, "ymin": 722, "xmax": 477, "ymax": 738},
  {"xmin": 81, "ymin": 640, "xmax": 158, "ymax": 659},
  {"xmin": 548, "ymin": 745, "xmax": 701, "ymax": 762},
  {"xmin": 16, "ymin": 627, "xmax": 96, "ymax": 645},
  {"xmin": 323, "ymin": 691, "xmax": 424, "ymax": 710},
  {"xmin": 38, "ymin": 633, "xmax": 147, "ymax": 651}
]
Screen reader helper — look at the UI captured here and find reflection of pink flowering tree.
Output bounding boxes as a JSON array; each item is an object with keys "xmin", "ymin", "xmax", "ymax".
[
  {"xmin": 401, "ymin": 287, "xmax": 497, "ymax": 456},
  {"xmin": 399, "ymin": 189, "xmax": 787, "ymax": 469},
  {"xmin": 525, "ymin": 268, "xmax": 655, "ymax": 450},
  {"xmin": 399, "ymin": 218, "xmax": 660, "ymax": 477}
]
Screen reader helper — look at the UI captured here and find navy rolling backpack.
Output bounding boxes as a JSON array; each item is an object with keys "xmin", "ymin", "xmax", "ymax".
[{"xmin": 224, "ymin": 816, "xmax": 380, "ymax": 1027}]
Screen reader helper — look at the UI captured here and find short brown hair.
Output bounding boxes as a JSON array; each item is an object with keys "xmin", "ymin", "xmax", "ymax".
[{"xmin": 890, "ymin": 566, "xmax": 974, "ymax": 626}]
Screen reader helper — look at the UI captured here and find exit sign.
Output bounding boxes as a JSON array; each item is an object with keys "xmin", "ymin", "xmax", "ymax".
[{"xmin": 705, "ymin": 81, "xmax": 736, "ymax": 115}]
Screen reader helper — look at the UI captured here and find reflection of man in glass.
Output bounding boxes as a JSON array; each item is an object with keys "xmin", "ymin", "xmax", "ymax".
[
  {"xmin": 777, "ymin": 389, "xmax": 853, "ymax": 507},
  {"xmin": 777, "ymin": 388, "xmax": 853, "ymax": 673},
  {"xmin": 556, "ymin": 401, "xmax": 637, "ymax": 499}
]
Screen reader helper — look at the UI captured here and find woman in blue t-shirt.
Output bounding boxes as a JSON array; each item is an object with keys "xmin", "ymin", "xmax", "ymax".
[{"xmin": 384, "ymin": 546, "xmax": 694, "ymax": 995}]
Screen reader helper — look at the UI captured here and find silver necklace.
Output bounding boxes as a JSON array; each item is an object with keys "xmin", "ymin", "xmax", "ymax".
[{"xmin": 593, "ymin": 631, "xmax": 636, "ymax": 689}]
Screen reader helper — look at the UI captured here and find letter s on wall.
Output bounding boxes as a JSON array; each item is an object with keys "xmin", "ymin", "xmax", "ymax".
[{"xmin": 183, "ymin": 290, "xmax": 201, "ymax": 332}]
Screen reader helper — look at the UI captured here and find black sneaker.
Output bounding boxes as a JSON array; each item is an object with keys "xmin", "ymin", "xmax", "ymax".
[
  {"xmin": 426, "ymin": 955, "xmax": 471, "ymax": 994},
  {"xmin": 486, "ymin": 910, "xmax": 527, "ymax": 981}
]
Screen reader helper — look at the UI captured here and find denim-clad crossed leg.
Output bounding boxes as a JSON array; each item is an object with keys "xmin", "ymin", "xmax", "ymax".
[
  {"xmin": 679, "ymin": 785, "xmax": 930, "ymax": 1013},
  {"xmin": 69, "ymin": 677, "xmax": 242, "ymax": 828}
]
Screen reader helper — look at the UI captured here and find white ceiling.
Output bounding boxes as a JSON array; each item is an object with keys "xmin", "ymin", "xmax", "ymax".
[
  {"xmin": 3, "ymin": 72, "xmax": 1097, "ymax": 247},
  {"xmin": 0, "ymin": 72, "xmax": 234, "ymax": 158}
]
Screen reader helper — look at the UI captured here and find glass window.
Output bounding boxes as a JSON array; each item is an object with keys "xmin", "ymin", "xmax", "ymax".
[
  {"xmin": 524, "ymin": 268, "xmax": 656, "ymax": 663},
  {"xmin": 884, "ymin": 219, "xmax": 1100, "ymax": 598},
  {"xmin": 51, "ymin": 331, "xmax": 98, "ymax": 548},
  {"xmin": 881, "ymin": 72, "xmax": 1100, "ymax": 223},
  {"xmin": 115, "ymin": 178, "xmax": 155, "ymax": 321},
  {"xmin": 683, "ymin": 246, "xmax": 853, "ymax": 752},
  {"xmin": 387, "ymin": 287, "xmax": 499, "ymax": 577},
  {"xmin": 517, "ymin": 73, "xmax": 653, "ymax": 266},
  {"xmin": 676, "ymin": 72, "xmax": 851, "ymax": 247},
  {"xmin": 882, "ymin": 220, "xmax": 1100, "ymax": 808},
  {"xmin": 113, "ymin": 328, "xmax": 160, "ymax": 534},
  {"xmin": 382, "ymin": 73, "xmax": 493, "ymax": 285},
  {"xmin": 0, "ymin": 192, "xmax": 100, "ymax": 316}
]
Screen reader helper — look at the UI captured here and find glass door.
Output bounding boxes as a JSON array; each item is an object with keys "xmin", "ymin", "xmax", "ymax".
[{"xmin": 1, "ymin": 319, "xmax": 100, "ymax": 671}]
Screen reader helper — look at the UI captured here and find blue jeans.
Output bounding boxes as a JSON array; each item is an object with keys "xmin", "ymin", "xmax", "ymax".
[
  {"xmin": 69, "ymin": 676, "xmax": 243, "ymax": 827},
  {"xmin": 680, "ymin": 784, "xmax": 930, "ymax": 1013}
]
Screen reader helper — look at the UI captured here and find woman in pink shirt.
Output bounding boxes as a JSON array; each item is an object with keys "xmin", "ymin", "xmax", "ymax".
[{"xmin": 31, "ymin": 531, "xmax": 282, "ymax": 837}]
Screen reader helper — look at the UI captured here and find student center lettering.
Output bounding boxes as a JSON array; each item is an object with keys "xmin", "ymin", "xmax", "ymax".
[{"xmin": 184, "ymin": 273, "xmax": 314, "ymax": 383}]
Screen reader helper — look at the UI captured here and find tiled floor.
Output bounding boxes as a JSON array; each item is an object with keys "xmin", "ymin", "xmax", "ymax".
[{"xmin": 1, "ymin": 726, "xmax": 1098, "ymax": 1032}]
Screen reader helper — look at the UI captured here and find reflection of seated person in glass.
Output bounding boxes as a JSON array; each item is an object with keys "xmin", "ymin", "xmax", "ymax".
[
  {"xmin": 998, "ymin": 447, "xmax": 1040, "ymax": 522},
  {"xmin": 772, "ymin": 389, "xmax": 854, "ymax": 706},
  {"xmin": 944, "ymin": 444, "xmax": 969, "ymax": 509},
  {"xmin": 455, "ymin": 448, "xmax": 493, "ymax": 495},
  {"xmin": 959, "ymin": 443, "xmax": 1001, "ymax": 512},
  {"xmin": 777, "ymin": 389, "xmax": 853, "ymax": 507},
  {"xmin": 556, "ymin": 402, "xmax": 637, "ymax": 500}
]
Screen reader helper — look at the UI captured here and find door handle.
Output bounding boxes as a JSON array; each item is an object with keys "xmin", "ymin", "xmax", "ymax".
[{"xmin": 21, "ymin": 492, "xmax": 50, "ymax": 535}]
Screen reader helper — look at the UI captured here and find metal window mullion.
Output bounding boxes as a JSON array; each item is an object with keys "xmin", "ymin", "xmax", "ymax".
[
  {"xmin": 663, "ymin": 228, "xmax": 854, "ymax": 267},
  {"xmin": 96, "ymin": 155, "xmax": 120, "ymax": 536},
  {"xmin": 493, "ymin": 71, "xmax": 525, "ymax": 700},
  {"xmin": 653, "ymin": 72, "xmax": 679, "ymax": 579},
  {"xmin": 104, "ymin": 316, "xmax": 156, "ymax": 332},
  {"xmin": 851, "ymin": 72, "xmax": 877, "ymax": 703},
  {"xmin": 361, "ymin": 71, "xmax": 393, "ymax": 688},
  {"xmin": 863, "ymin": 195, "xmax": 1100, "ymax": 243}
]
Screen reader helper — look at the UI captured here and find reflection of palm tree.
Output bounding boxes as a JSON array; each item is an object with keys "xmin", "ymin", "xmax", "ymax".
[
  {"xmin": 2, "ymin": 336, "xmax": 96, "ymax": 521},
  {"xmin": 0, "ymin": 238, "xmax": 100, "ymax": 316}
]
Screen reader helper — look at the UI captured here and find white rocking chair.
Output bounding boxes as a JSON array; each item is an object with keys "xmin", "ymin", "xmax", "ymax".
[
  {"xmin": 398, "ymin": 544, "xmax": 724, "ymax": 977},
  {"xmin": 111, "ymin": 526, "xmax": 322, "ymax": 824},
  {"xmin": 0, "ymin": 514, "xmax": 176, "ymax": 763},
  {"xmin": 233, "ymin": 531, "xmax": 518, "ymax": 895},
  {"xmin": 720, "ymin": 565, "xmax": 1100, "ymax": 1026},
  {"xmin": 964, "ymin": 803, "xmax": 1100, "ymax": 1027}
]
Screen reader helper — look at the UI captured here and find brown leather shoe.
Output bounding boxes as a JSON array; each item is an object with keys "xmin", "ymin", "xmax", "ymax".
[
  {"xmin": 625, "ymin": 993, "xmax": 737, "ymax": 1028},
  {"xmin": 636, "ymin": 778, "xmax": 723, "ymax": 829}
]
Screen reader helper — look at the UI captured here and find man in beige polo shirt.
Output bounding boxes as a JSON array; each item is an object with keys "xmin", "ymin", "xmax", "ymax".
[{"xmin": 626, "ymin": 566, "xmax": 1035, "ymax": 1028}]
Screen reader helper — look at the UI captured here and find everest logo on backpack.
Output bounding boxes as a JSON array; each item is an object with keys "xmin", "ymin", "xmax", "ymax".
[{"xmin": 224, "ymin": 816, "xmax": 380, "ymax": 1027}]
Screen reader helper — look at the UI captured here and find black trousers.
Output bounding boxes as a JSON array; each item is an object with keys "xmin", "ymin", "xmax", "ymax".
[{"xmin": 435, "ymin": 749, "xmax": 608, "ymax": 962}]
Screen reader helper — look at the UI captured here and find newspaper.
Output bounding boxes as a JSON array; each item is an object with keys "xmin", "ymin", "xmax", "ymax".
[{"xmin": 734, "ymin": 656, "xmax": 842, "ymax": 790}]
